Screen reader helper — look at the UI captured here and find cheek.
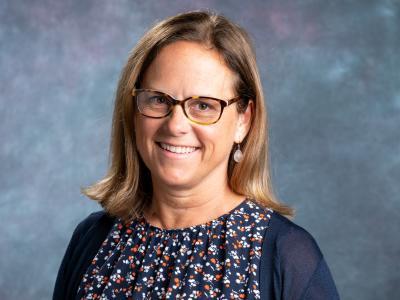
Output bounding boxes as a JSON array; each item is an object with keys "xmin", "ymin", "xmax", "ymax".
[
  {"xmin": 135, "ymin": 119, "xmax": 155, "ymax": 155},
  {"xmin": 136, "ymin": 117, "xmax": 157, "ymax": 139},
  {"xmin": 199, "ymin": 124, "xmax": 236, "ymax": 153}
]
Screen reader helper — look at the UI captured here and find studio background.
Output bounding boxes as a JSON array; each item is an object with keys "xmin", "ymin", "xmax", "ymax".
[{"xmin": 1, "ymin": 0, "xmax": 399, "ymax": 299}]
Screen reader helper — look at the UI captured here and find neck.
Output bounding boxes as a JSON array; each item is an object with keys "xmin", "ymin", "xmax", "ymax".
[{"xmin": 144, "ymin": 175, "xmax": 245, "ymax": 230}]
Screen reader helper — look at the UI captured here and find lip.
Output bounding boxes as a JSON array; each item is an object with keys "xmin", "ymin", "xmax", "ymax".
[
  {"xmin": 156, "ymin": 141, "xmax": 200, "ymax": 148},
  {"xmin": 156, "ymin": 142, "xmax": 200, "ymax": 158}
]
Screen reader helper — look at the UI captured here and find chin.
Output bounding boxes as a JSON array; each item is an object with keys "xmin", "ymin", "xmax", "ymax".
[{"xmin": 167, "ymin": 176, "xmax": 195, "ymax": 188}]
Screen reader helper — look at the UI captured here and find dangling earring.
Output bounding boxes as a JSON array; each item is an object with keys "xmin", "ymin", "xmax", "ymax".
[{"xmin": 233, "ymin": 143, "xmax": 243, "ymax": 163}]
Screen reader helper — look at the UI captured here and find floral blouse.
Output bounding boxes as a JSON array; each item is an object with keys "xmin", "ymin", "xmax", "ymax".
[{"xmin": 77, "ymin": 199, "xmax": 273, "ymax": 299}]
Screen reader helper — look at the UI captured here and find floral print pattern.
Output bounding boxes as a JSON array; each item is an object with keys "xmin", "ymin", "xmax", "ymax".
[{"xmin": 77, "ymin": 199, "xmax": 273, "ymax": 299}]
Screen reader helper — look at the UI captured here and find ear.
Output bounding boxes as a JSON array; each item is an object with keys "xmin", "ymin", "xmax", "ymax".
[{"xmin": 234, "ymin": 100, "xmax": 253, "ymax": 143}]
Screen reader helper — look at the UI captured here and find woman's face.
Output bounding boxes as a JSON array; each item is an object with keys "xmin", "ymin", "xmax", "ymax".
[{"xmin": 135, "ymin": 41, "xmax": 251, "ymax": 190}]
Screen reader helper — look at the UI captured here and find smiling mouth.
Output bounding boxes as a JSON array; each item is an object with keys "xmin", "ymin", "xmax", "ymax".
[{"xmin": 157, "ymin": 142, "xmax": 199, "ymax": 154}]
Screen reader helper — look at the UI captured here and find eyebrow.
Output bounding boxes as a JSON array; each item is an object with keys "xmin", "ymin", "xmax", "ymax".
[{"xmin": 142, "ymin": 87, "xmax": 222, "ymax": 100}]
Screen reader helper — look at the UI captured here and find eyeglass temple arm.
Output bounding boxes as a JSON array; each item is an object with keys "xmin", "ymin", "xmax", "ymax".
[{"xmin": 227, "ymin": 96, "xmax": 242, "ymax": 105}]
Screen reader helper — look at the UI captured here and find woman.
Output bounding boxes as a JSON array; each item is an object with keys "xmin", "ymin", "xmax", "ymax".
[{"xmin": 54, "ymin": 10, "xmax": 340, "ymax": 299}]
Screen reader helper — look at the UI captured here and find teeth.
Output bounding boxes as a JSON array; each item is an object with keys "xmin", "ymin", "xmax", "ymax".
[{"xmin": 159, "ymin": 143, "xmax": 197, "ymax": 154}]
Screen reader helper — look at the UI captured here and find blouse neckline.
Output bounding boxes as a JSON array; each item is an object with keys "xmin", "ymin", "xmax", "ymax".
[{"xmin": 138, "ymin": 198, "xmax": 250, "ymax": 234}]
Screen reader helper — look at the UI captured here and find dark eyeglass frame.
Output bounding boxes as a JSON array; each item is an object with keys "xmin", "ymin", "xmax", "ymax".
[{"xmin": 132, "ymin": 88, "xmax": 242, "ymax": 125}]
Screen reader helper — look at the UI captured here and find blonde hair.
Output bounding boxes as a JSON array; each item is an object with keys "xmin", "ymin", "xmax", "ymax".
[{"xmin": 81, "ymin": 10, "xmax": 294, "ymax": 221}]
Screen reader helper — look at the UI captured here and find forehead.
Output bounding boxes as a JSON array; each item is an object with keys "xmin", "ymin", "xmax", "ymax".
[{"xmin": 141, "ymin": 41, "xmax": 237, "ymax": 99}]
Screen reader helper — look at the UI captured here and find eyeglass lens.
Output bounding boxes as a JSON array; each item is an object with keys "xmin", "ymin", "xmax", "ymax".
[{"xmin": 136, "ymin": 90, "xmax": 222, "ymax": 124}]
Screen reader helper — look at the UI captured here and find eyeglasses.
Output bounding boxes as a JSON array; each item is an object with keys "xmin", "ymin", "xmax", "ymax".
[{"xmin": 132, "ymin": 88, "xmax": 241, "ymax": 125}]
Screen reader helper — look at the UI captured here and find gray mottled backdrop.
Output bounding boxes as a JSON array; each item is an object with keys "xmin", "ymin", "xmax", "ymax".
[{"xmin": 1, "ymin": 0, "xmax": 399, "ymax": 299}]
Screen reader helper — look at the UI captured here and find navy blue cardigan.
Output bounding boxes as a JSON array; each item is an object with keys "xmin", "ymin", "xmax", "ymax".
[{"xmin": 53, "ymin": 210, "xmax": 340, "ymax": 299}]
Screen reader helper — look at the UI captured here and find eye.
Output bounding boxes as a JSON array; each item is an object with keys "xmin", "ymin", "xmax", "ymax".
[
  {"xmin": 189, "ymin": 99, "xmax": 219, "ymax": 112},
  {"xmin": 196, "ymin": 102, "xmax": 210, "ymax": 111},
  {"xmin": 149, "ymin": 96, "xmax": 167, "ymax": 104},
  {"xmin": 149, "ymin": 95, "xmax": 168, "ymax": 104}
]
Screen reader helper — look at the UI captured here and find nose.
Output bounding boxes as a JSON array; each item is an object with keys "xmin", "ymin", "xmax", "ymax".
[{"xmin": 164, "ymin": 104, "xmax": 191, "ymax": 135}]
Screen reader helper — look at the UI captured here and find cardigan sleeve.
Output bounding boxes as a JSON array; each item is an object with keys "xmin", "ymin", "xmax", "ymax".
[
  {"xmin": 301, "ymin": 256, "xmax": 341, "ymax": 299},
  {"xmin": 276, "ymin": 222, "xmax": 340, "ymax": 299},
  {"xmin": 53, "ymin": 211, "xmax": 113, "ymax": 300},
  {"xmin": 260, "ymin": 212, "xmax": 340, "ymax": 299}
]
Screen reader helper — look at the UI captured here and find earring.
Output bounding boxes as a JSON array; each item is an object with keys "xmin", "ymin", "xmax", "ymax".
[{"xmin": 233, "ymin": 143, "xmax": 243, "ymax": 163}]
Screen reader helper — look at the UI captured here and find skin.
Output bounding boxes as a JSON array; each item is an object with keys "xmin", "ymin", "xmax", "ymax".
[{"xmin": 135, "ymin": 41, "xmax": 253, "ymax": 230}]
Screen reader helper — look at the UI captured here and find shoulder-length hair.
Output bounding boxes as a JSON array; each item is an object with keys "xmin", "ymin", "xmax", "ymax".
[{"xmin": 81, "ymin": 10, "xmax": 294, "ymax": 221}]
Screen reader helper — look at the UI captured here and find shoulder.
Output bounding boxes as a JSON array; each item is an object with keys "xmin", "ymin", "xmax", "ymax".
[
  {"xmin": 268, "ymin": 212, "xmax": 323, "ymax": 263},
  {"xmin": 74, "ymin": 210, "xmax": 110, "ymax": 232},
  {"xmin": 69, "ymin": 210, "xmax": 115, "ymax": 248},
  {"xmin": 260, "ymin": 211, "xmax": 340, "ymax": 299},
  {"xmin": 53, "ymin": 210, "xmax": 116, "ymax": 299},
  {"xmin": 246, "ymin": 200, "xmax": 322, "ymax": 260}
]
